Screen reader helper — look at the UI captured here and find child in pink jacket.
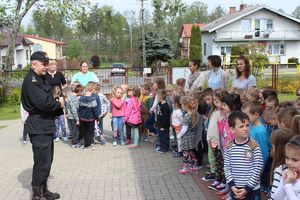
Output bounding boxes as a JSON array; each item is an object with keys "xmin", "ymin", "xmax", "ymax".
[
  {"xmin": 111, "ymin": 86, "xmax": 126, "ymax": 146},
  {"xmin": 123, "ymin": 86, "xmax": 142, "ymax": 148}
]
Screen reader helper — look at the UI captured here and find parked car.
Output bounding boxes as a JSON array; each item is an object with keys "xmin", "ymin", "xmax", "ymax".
[{"xmin": 111, "ymin": 63, "xmax": 126, "ymax": 76}]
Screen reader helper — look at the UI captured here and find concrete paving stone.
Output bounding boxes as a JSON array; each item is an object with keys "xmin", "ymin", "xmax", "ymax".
[{"xmin": 0, "ymin": 118, "xmax": 208, "ymax": 200}]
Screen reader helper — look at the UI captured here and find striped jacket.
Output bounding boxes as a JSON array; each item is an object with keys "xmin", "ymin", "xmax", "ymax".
[{"xmin": 224, "ymin": 137, "xmax": 263, "ymax": 193}]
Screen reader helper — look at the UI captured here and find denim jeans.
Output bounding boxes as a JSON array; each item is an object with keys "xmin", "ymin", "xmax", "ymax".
[
  {"xmin": 55, "ymin": 115, "xmax": 66, "ymax": 138},
  {"xmin": 112, "ymin": 116, "xmax": 124, "ymax": 143},
  {"xmin": 144, "ymin": 113, "xmax": 157, "ymax": 134}
]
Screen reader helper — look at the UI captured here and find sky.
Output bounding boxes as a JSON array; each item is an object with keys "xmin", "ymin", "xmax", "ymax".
[{"xmin": 22, "ymin": 0, "xmax": 299, "ymax": 26}]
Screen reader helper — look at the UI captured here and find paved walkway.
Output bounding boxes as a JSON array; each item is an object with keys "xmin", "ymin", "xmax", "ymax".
[{"xmin": 0, "ymin": 118, "xmax": 209, "ymax": 200}]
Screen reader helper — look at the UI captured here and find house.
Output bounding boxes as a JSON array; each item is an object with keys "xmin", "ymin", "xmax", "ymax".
[
  {"xmin": 23, "ymin": 34, "xmax": 64, "ymax": 60},
  {"xmin": 0, "ymin": 26, "xmax": 64, "ymax": 70},
  {"xmin": 201, "ymin": 4, "xmax": 300, "ymax": 65},
  {"xmin": 178, "ymin": 23, "xmax": 206, "ymax": 59},
  {"xmin": 0, "ymin": 27, "xmax": 33, "ymax": 70}
]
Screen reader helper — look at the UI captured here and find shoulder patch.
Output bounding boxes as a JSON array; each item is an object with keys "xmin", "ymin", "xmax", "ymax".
[
  {"xmin": 248, "ymin": 139, "xmax": 259, "ymax": 150},
  {"xmin": 226, "ymin": 140, "xmax": 234, "ymax": 150},
  {"xmin": 32, "ymin": 76, "xmax": 37, "ymax": 83}
]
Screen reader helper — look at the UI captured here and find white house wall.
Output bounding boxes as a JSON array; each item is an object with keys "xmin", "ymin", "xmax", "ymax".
[
  {"xmin": 216, "ymin": 9, "xmax": 300, "ymax": 39},
  {"xmin": 202, "ymin": 33, "xmax": 213, "ymax": 64}
]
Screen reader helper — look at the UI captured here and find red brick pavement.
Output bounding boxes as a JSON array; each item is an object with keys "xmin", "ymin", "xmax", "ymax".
[{"xmin": 191, "ymin": 169, "xmax": 221, "ymax": 200}]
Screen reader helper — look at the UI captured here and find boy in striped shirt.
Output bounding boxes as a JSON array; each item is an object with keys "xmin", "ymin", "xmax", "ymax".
[{"xmin": 224, "ymin": 111, "xmax": 263, "ymax": 200}]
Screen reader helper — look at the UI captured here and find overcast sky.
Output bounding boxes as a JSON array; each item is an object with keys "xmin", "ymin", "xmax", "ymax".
[{"xmin": 22, "ymin": 0, "xmax": 299, "ymax": 26}]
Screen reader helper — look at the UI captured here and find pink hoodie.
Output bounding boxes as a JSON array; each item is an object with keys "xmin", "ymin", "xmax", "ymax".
[
  {"xmin": 111, "ymin": 98, "xmax": 126, "ymax": 117},
  {"xmin": 123, "ymin": 97, "xmax": 142, "ymax": 125}
]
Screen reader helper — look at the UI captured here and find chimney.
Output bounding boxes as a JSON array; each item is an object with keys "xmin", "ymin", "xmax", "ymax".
[
  {"xmin": 240, "ymin": 4, "xmax": 247, "ymax": 11},
  {"xmin": 229, "ymin": 7, "xmax": 236, "ymax": 14}
]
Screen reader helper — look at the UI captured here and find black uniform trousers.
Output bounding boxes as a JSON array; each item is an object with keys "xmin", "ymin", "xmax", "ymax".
[{"xmin": 29, "ymin": 134, "xmax": 54, "ymax": 187}]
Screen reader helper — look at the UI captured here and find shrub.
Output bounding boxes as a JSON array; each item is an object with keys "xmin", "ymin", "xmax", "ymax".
[
  {"xmin": 257, "ymin": 77, "xmax": 299, "ymax": 94},
  {"xmin": 169, "ymin": 57, "xmax": 189, "ymax": 66},
  {"xmin": 288, "ymin": 57, "xmax": 299, "ymax": 64},
  {"xmin": 6, "ymin": 88, "xmax": 21, "ymax": 105}
]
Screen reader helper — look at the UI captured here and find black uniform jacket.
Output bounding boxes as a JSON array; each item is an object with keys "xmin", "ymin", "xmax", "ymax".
[{"xmin": 21, "ymin": 69, "xmax": 63, "ymax": 134}]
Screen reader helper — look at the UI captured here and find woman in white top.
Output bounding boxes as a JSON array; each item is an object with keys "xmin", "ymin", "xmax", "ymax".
[
  {"xmin": 232, "ymin": 55, "xmax": 256, "ymax": 92},
  {"xmin": 185, "ymin": 59, "xmax": 206, "ymax": 91}
]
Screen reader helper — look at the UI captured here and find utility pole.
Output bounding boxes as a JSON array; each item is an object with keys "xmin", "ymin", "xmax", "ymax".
[{"xmin": 140, "ymin": 0, "xmax": 147, "ymax": 68}]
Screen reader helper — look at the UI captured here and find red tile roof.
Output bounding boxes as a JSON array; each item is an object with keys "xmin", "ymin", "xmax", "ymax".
[
  {"xmin": 181, "ymin": 24, "xmax": 206, "ymax": 38},
  {"xmin": 23, "ymin": 34, "xmax": 64, "ymax": 45}
]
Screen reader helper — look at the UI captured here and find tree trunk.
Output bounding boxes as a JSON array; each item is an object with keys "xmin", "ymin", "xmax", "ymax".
[{"xmin": 5, "ymin": 31, "xmax": 17, "ymax": 72}]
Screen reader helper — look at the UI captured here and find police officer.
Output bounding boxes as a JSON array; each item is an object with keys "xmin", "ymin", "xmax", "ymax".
[{"xmin": 21, "ymin": 51, "xmax": 64, "ymax": 200}]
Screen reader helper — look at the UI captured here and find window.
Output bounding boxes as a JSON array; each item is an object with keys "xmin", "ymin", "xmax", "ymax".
[
  {"xmin": 221, "ymin": 46, "xmax": 231, "ymax": 55},
  {"xmin": 241, "ymin": 19, "xmax": 251, "ymax": 31},
  {"xmin": 268, "ymin": 44, "xmax": 285, "ymax": 55},
  {"xmin": 33, "ymin": 43, "xmax": 43, "ymax": 52},
  {"xmin": 203, "ymin": 43, "xmax": 207, "ymax": 56},
  {"xmin": 254, "ymin": 19, "xmax": 273, "ymax": 34}
]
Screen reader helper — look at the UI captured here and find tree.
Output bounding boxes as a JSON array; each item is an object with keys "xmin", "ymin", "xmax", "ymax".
[
  {"xmin": 32, "ymin": 9, "xmax": 71, "ymax": 38},
  {"xmin": 143, "ymin": 32, "xmax": 173, "ymax": 66},
  {"xmin": 189, "ymin": 25, "xmax": 202, "ymax": 63},
  {"xmin": 230, "ymin": 43, "xmax": 269, "ymax": 78},
  {"xmin": 152, "ymin": 0, "xmax": 166, "ymax": 32},
  {"xmin": 66, "ymin": 40, "xmax": 84, "ymax": 59},
  {"xmin": 0, "ymin": 0, "xmax": 89, "ymax": 71},
  {"xmin": 209, "ymin": 5, "xmax": 226, "ymax": 21},
  {"xmin": 292, "ymin": 6, "xmax": 300, "ymax": 19}
]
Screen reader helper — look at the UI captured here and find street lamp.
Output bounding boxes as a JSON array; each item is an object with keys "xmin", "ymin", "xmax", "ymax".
[{"xmin": 122, "ymin": 27, "xmax": 133, "ymax": 65}]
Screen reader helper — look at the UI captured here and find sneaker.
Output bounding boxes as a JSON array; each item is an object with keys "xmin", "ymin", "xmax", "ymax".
[
  {"xmin": 121, "ymin": 141, "xmax": 126, "ymax": 146},
  {"xmin": 202, "ymin": 173, "xmax": 215, "ymax": 181},
  {"xmin": 22, "ymin": 140, "xmax": 27, "ymax": 145},
  {"xmin": 83, "ymin": 145, "xmax": 95, "ymax": 150},
  {"xmin": 71, "ymin": 143, "xmax": 82, "ymax": 148},
  {"xmin": 179, "ymin": 168, "xmax": 188, "ymax": 175},
  {"xmin": 188, "ymin": 166, "xmax": 200, "ymax": 173},
  {"xmin": 155, "ymin": 146, "xmax": 160, "ymax": 152},
  {"xmin": 62, "ymin": 136, "xmax": 68, "ymax": 142},
  {"xmin": 174, "ymin": 152, "xmax": 183, "ymax": 157},
  {"xmin": 208, "ymin": 181, "xmax": 220, "ymax": 191},
  {"xmin": 95, "ymin": 136, "xmax": 101, "ymax": 143},
  {"xmin": 215, "ymin": 183, "xmax": 226, "ymax": 190},
  {"xmin": 143, "ymin": 136, "xmax": 148, "ymax": 142},
  {"xmin": 101, "ymin": 141, "xmax": 107, "ymax": 145},
  {"xmin": 54, "ymin": 137, "xmax": 60, "ymax": 142},
  {"xmin": 156, "ymin": 149, "xmax": 162, "ymax": 153},
  {"xmin": 125, "ymin": 139, "xmax": 131, "ymax": 145},
  {"xmin": 113, "ymin": 141, "xmax": 117, "ymax": 146}
]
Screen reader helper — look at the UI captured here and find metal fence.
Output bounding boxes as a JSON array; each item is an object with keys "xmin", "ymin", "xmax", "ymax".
[{"xmin": 0, "ymin": 64, "xmax": 299, "ymax": 95}]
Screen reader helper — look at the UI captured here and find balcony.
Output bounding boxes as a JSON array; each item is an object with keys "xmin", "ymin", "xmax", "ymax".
[{"xmin": 213, "ymin": 30, "xmax": 300, "ymax": 41}]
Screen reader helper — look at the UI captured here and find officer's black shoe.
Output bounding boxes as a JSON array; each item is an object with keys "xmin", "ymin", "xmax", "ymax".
[
  {"xmin": 42, "ymin": 182, "xmax": 60, "ymax": 200},
  {"xmin": 32, "ymin": 186, "xmax": 46, "ymax": 200}
]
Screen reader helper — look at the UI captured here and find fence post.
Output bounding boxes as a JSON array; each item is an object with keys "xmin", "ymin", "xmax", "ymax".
[
  {"xmin": 271, "ymin": 64, "xmax": 278, "ymax": 91},
  {"xmin": 168, "ymin": 67, "xmax": 172, "ymax": 84},
  {"xmin": 125, "ymin": 67, "xmax": 129, "ymax": 84}
]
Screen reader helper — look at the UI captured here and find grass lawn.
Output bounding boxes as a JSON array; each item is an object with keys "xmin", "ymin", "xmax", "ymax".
[
  {"xmin": 0, "ymin": 104, "xmax": 20, "ymax": 121},
  {"xmin": 278, "ymin": 93, "xmax": 297, "ymax": 102}
]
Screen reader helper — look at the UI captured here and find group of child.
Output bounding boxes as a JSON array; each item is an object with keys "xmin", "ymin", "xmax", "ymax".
[
  {"xmin": 21, "ymin": 75, "xmax": 300, "ymax": 200},
  {"xmin": 196, "ymin": 86, "xmax": 300, "ymax": 200}
]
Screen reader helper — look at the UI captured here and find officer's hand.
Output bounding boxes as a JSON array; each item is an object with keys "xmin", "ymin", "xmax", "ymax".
[{"xmin": 59, "ymin": 97, "xmax": 65, "ymax": 108}]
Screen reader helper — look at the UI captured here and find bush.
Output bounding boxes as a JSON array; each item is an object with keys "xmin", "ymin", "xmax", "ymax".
[
  {"xmin": 6, "ymin": 88, "xmax": 21, "ymax": 105},
  {"xmin": 288, "ymin": 57, "xmax": 299, "ymax": 64},
  {"xmin": 257, "ymin": 77, "xmax": 299, "ymax": 94},
  {"xmin": 170, "ymin": 57, "xmax": 189, "ymax": 66}
]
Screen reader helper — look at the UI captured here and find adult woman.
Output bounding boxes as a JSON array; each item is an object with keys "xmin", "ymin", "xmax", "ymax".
[
  {"xmin": 71, "ymin": 61, "xmax": 99, "ymax": 86},
  {"xmin": 185, "ymin": 59, "xmax": 206, "ymax": 91},
  {"xmin": 45, "ymin": 60, "xmax": 66, "ymax": 90},
  {"xmin": 232, "ymin": 55, "xmax": 256, "ymax": 91},
  {"xmin": 207, "ymin": 55, "xmax": 228, "ymax": 91}
]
